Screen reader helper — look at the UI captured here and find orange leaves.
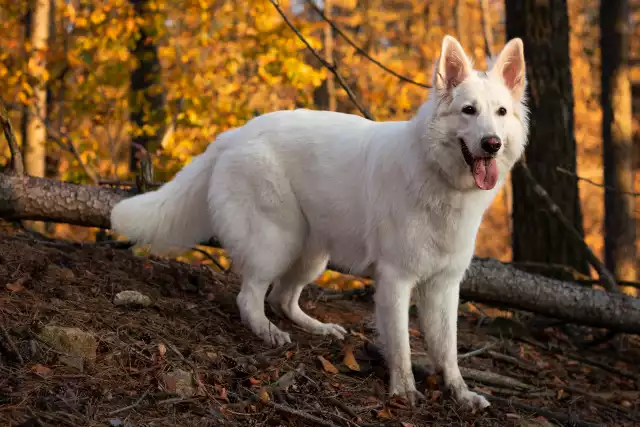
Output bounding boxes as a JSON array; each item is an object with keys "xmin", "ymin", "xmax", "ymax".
[
  {"xmin": 30, "ymin": 364, "xmax": 53, "ymax": 376},
  {"xmin": 6, "ymin": 276, "xmax": 27, "ymax": 293},
  {"xmin": 317, "ymin": 355, "xmax": 339, "ymax": 374},
  {"xmin": 343, "ymin": 343, "xmax": 360, "ymax": 372}
]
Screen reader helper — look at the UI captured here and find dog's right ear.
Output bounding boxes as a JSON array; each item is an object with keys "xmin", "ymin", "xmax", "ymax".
[{"xmin": 434, "ymin": 35, "xmax": 473, "ymax": 92}]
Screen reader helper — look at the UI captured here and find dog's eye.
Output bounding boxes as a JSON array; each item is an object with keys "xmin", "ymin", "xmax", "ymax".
[
  {"xmin": 461, "ymin": 105, "xmax": 476, "ymax": 115},
  {"xmin": 497, "ymin": 107, "xmax": 507, "ymax": 116}
]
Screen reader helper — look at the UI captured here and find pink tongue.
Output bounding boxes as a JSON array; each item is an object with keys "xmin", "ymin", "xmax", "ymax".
[{"xmin": 472, "ymin": 158, "xmax": 498, "ymax": 190}]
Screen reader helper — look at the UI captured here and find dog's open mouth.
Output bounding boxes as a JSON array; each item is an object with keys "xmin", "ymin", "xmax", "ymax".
[{"xmin": 459, "ymin": 139, "xmax": 498, "ymax": 191}]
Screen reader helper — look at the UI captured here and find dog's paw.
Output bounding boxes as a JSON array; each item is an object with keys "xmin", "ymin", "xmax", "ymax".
[
  {"xmin": 258, "ymin": 327, "xmax": 292, "ymax": 348},
  {"xmin": 390, "ymin": 386, "xmax": 426, "ymax": 407},
  {"xmin": 456, "ymin": 390, "xmax": 491, "ymax": 411},
  {"xmin": 308, "ymin": 323, "xmax": 347, "ymax": 340}
]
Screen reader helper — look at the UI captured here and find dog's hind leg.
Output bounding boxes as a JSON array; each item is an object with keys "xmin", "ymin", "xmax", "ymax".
[
  {"xmin": 267, "ymin": 246, "xmax": 347, "ymax": 340},
  {"xmin": 415, "ymin": 271, "xmax": 490, "ymax": 410}
]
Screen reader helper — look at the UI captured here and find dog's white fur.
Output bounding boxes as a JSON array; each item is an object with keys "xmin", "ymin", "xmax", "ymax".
[{"xmin": 111, "ymin": 35, "xmax": 528, "ymax": 409}]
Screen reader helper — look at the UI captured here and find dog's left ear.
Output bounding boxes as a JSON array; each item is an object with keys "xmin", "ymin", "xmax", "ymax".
[{"xmin": 490, "ymin": 38, "xmax": 526, "ymax": 100}]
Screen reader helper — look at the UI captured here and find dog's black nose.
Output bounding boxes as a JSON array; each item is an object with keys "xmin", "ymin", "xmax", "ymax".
[{"xmin": 481, "ymin": 136, "xmax": 502, "ymax": 154}]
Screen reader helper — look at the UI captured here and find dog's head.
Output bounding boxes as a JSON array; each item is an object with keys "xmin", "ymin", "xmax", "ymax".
[{"xmin": 422, "ymin": 35, "xmax": 529, "ymax": 191}]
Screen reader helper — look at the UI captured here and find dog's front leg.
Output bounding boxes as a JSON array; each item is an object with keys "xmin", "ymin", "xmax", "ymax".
[
  {"xmin": 374, "ymin": 265, "xmax": 424, "ymax": 405},
  {"xmin": 415, "ymin": 272, "xmax": 490, "ymax": 410}
]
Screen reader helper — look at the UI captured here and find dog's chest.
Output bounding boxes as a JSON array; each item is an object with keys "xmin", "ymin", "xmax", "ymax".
[{"xmin": 378, "ymin": 199, "xmax": 485, "ymax": 278}]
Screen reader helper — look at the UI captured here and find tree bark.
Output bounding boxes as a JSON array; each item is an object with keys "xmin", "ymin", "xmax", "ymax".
[
  {"xmin": 600, "ymin": 0, "xmax": 637, "ymax": 285},
  {"xmin": 1, "ymin": 172, "xmax": 640, "ymax": 333},
  {"xmin": 23, "ymin": 0, "xmax": 50, "ymax": 178},
  {"xmin": 506, "ymin": 0, "xmax": 590, "ymax": 275},
  {"xmin": 128, "ymin": 0, "xmax": 166, "ymax": 173}
]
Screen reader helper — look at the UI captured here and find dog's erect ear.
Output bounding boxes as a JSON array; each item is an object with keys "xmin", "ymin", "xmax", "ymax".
[
  {"xmin": 490, "ymin": 38, "xmax": 526, "ymax": 99},
  {"xmin": 434, "ymin": 35, "xmax": 473, "ymax": 92}
]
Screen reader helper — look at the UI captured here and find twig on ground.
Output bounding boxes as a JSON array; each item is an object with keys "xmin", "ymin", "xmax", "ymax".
[
  {"xmin": 304, "ymin": 0, "xmax": 430, "ymax": 89},
  {"xmin": 557, "ymin": 166, "xmax": 640, "ymax": 197},
  {"xmin": 107, "ymin": 387, "xmax": 151, "ymax": 416},
  {"xmin": 485, "ymin": 350, "xmax": 538, "ymax": 373},
  {"xmin": 0, "ymin": 323, "xmax": 24, "ymax": 365},
  {"xmin": 268, "ymin": 0, "xmax": 375, "ymax": 120},
  {"xmin": 0, "ymin": 98, "xmax": 24, "ymax": 176},
  {"xmin": 268, "ymin": 400, "xmax": 341, "ymax": 427},
  {"xmin": 460, "ymin": 367, "xmax": 533, "ymax": 390},
  {"xmin": 563, "ymin": 386, "xmax": 639, "ymax": 420},
  {"xmin": 517, "ymin": 336, "xmax": 639, "ymax": 382},
  {"xmin": 325, "ymin": 397, "xmax": 362, "ymax": 423},
  {"xmin": 516, "ymin": 160, "xmax": 619, "ymax": 293},
  {"xmin": 458, "ymin": 342, "xmax": 498, "ymax": 359},
  {"xmin": 481, "ymin": 392, "xmax": 601, "ymax": 427}
]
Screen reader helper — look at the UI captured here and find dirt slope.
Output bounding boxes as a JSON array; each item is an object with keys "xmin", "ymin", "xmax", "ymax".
[{"xmin": 0, "ymin": 232, "xmax": 639, "ymax": 426}]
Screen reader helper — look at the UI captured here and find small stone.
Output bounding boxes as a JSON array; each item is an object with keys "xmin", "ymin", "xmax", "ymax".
[
  {"xmin": 114, "ymin": 290, "xmax": 152, "ymax": 307},
  {"xmin": 37, "ymin": 326, "xmax": 97, "ymax": 366},
  {"xmin": 192, "ymin": 346, "xmax": 219, "ymax": 364},
  {"xmin": 160, "ymin": 369, "xmax": 197, "ymax": 397}
]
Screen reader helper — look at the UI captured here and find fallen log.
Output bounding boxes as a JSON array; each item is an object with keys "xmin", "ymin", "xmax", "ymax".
[{"xmin": 2, "ymin": 172, "xmax": 640, "ymax": 334}]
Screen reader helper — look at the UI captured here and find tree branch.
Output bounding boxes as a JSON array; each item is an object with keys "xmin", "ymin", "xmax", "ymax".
[
  {"xmin": 303, "ymin": 0, "xmax": 431, "ymax": 89},
  {"xmin": 516, "ymin": 160, "xmax": 619, "ymax": 293},
  {"xmin": 0, "ymin": 98, "xmax": 24, "ymax": 175},
  {"xmin": 269, "ymin": 0, "xmax": 375, "ymax": 120},
  {"xmin": 557, "ymin": 166, "xmax": 640, "ymax": 197}
]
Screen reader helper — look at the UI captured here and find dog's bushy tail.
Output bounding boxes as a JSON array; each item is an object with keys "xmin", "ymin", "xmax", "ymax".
[{"xmin": 110, "ymin": 145, "xmax": 217, "ymax": 255}]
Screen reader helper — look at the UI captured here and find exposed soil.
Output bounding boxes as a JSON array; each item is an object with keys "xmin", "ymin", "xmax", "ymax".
[{"xmin": 0, "ymin": 231, "xmax": 639, "ymax": 426}]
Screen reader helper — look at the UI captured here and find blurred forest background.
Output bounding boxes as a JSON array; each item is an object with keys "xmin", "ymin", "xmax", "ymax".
[{"xmin": 0, "ymin": 0, "xmax": 638, "ymax": 293}]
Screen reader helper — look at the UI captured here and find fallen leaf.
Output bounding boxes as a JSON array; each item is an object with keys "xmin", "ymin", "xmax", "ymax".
[
  {"xmin": 217, "ymin": 386, "xmax": 229, "ymax": 402},
  {"xmin": 6, "ymin": 277, "xmax": 27, "ymax": 292},
  {"xmin": 377, "ymin": 406, "xmax": 393, "ymax": 419},
  {"xmin": 157, "ymin": 343, "xmax": 166, "ymax": 358},
  {"xmin": 343, "ymin": 344, "xmax": 360, "ymax": 371},
  {"xmin": 430, "ymin": 390, "xmax": 442, "ymax": 401},
  {"xmin": 401, "ymin": 422, "xmax": 415, "ymax": 427},
  {"xmin": 409, "ymin": 328, "xmax": 421, "ymax": 337},
  {"xmin": 258, "ymin": 387, "xmax": 270, "ymax": 403},
  {"xmin": 350, "ymin": 331, "xmax": 371, "ymax": 342},
  {"xmin": 249, "ymin": 377, "xmax": 261, "ymax": 386},
  {"xmin": 426, "ymin": 375, "xmax": 439, "ymax": 390},
  {"xmin": 31, "ymin": 364, "xmax": 52, "ymax": 376},
  {"xmin": 317, "ymin": 356, "xmax": 339, "ymax": 374},
  {"xmin": 285, "ymin": 350, "xmax": 295, "ymax": 359}
]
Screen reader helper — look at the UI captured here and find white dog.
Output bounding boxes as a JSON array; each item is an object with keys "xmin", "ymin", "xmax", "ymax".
[{"xmin": 111, "ymin": 35, "xmax": 528, "ymax": 410}]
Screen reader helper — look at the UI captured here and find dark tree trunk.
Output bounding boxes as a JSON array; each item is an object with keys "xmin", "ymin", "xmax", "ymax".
[
  {"xmin": 128, "ymin": 0, "xmax": 165, "ymax": 173},
  {"xmin": 600, "ymin": 0, "xmax": 637, "ymax": 283},
  {"xmin": 506, "ymin": 0, "xmax": 590, "ymax": 275}
]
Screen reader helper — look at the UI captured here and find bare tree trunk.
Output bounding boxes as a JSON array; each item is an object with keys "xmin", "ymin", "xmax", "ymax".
[
  {"xmin": 600, "ymin": 0, "xmax": 637, "ymax": 289},
  {"xmin": 454, "ymin": 0, "xmax": 466, "ymax": 47},
  {"xmin": 506, "ymin": 0, "xmax": 590, "ymax": 275},
  {"xmin": 313, "ymin": 0, "xmax": 337, "ymax": 111},
  {"xmin": 479, "ymin": 0, "xmax": 493, "ymax": 58},
  {"xmin": 128, "ymin": 0, "xmax": 165, "ymax": 173},
  {"xmin": 20, "ymin": 4, "xmax": 32, "ymax": 156},
  {"xmin": 23, "ymin": 0, "xmax": 50, "ymax": 179},
  {"xmin": 1, "ymin": 172, "xmax": 640, "ymax": 333},
  {"xmin": 324, "ymin": 0, "xmax": 336, "ymax": 111}
]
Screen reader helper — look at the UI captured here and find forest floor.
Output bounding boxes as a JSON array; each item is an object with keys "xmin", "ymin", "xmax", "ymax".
[{"xmin": 1, "ymin": 229, "xmax": 639, "ymax": 427}]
